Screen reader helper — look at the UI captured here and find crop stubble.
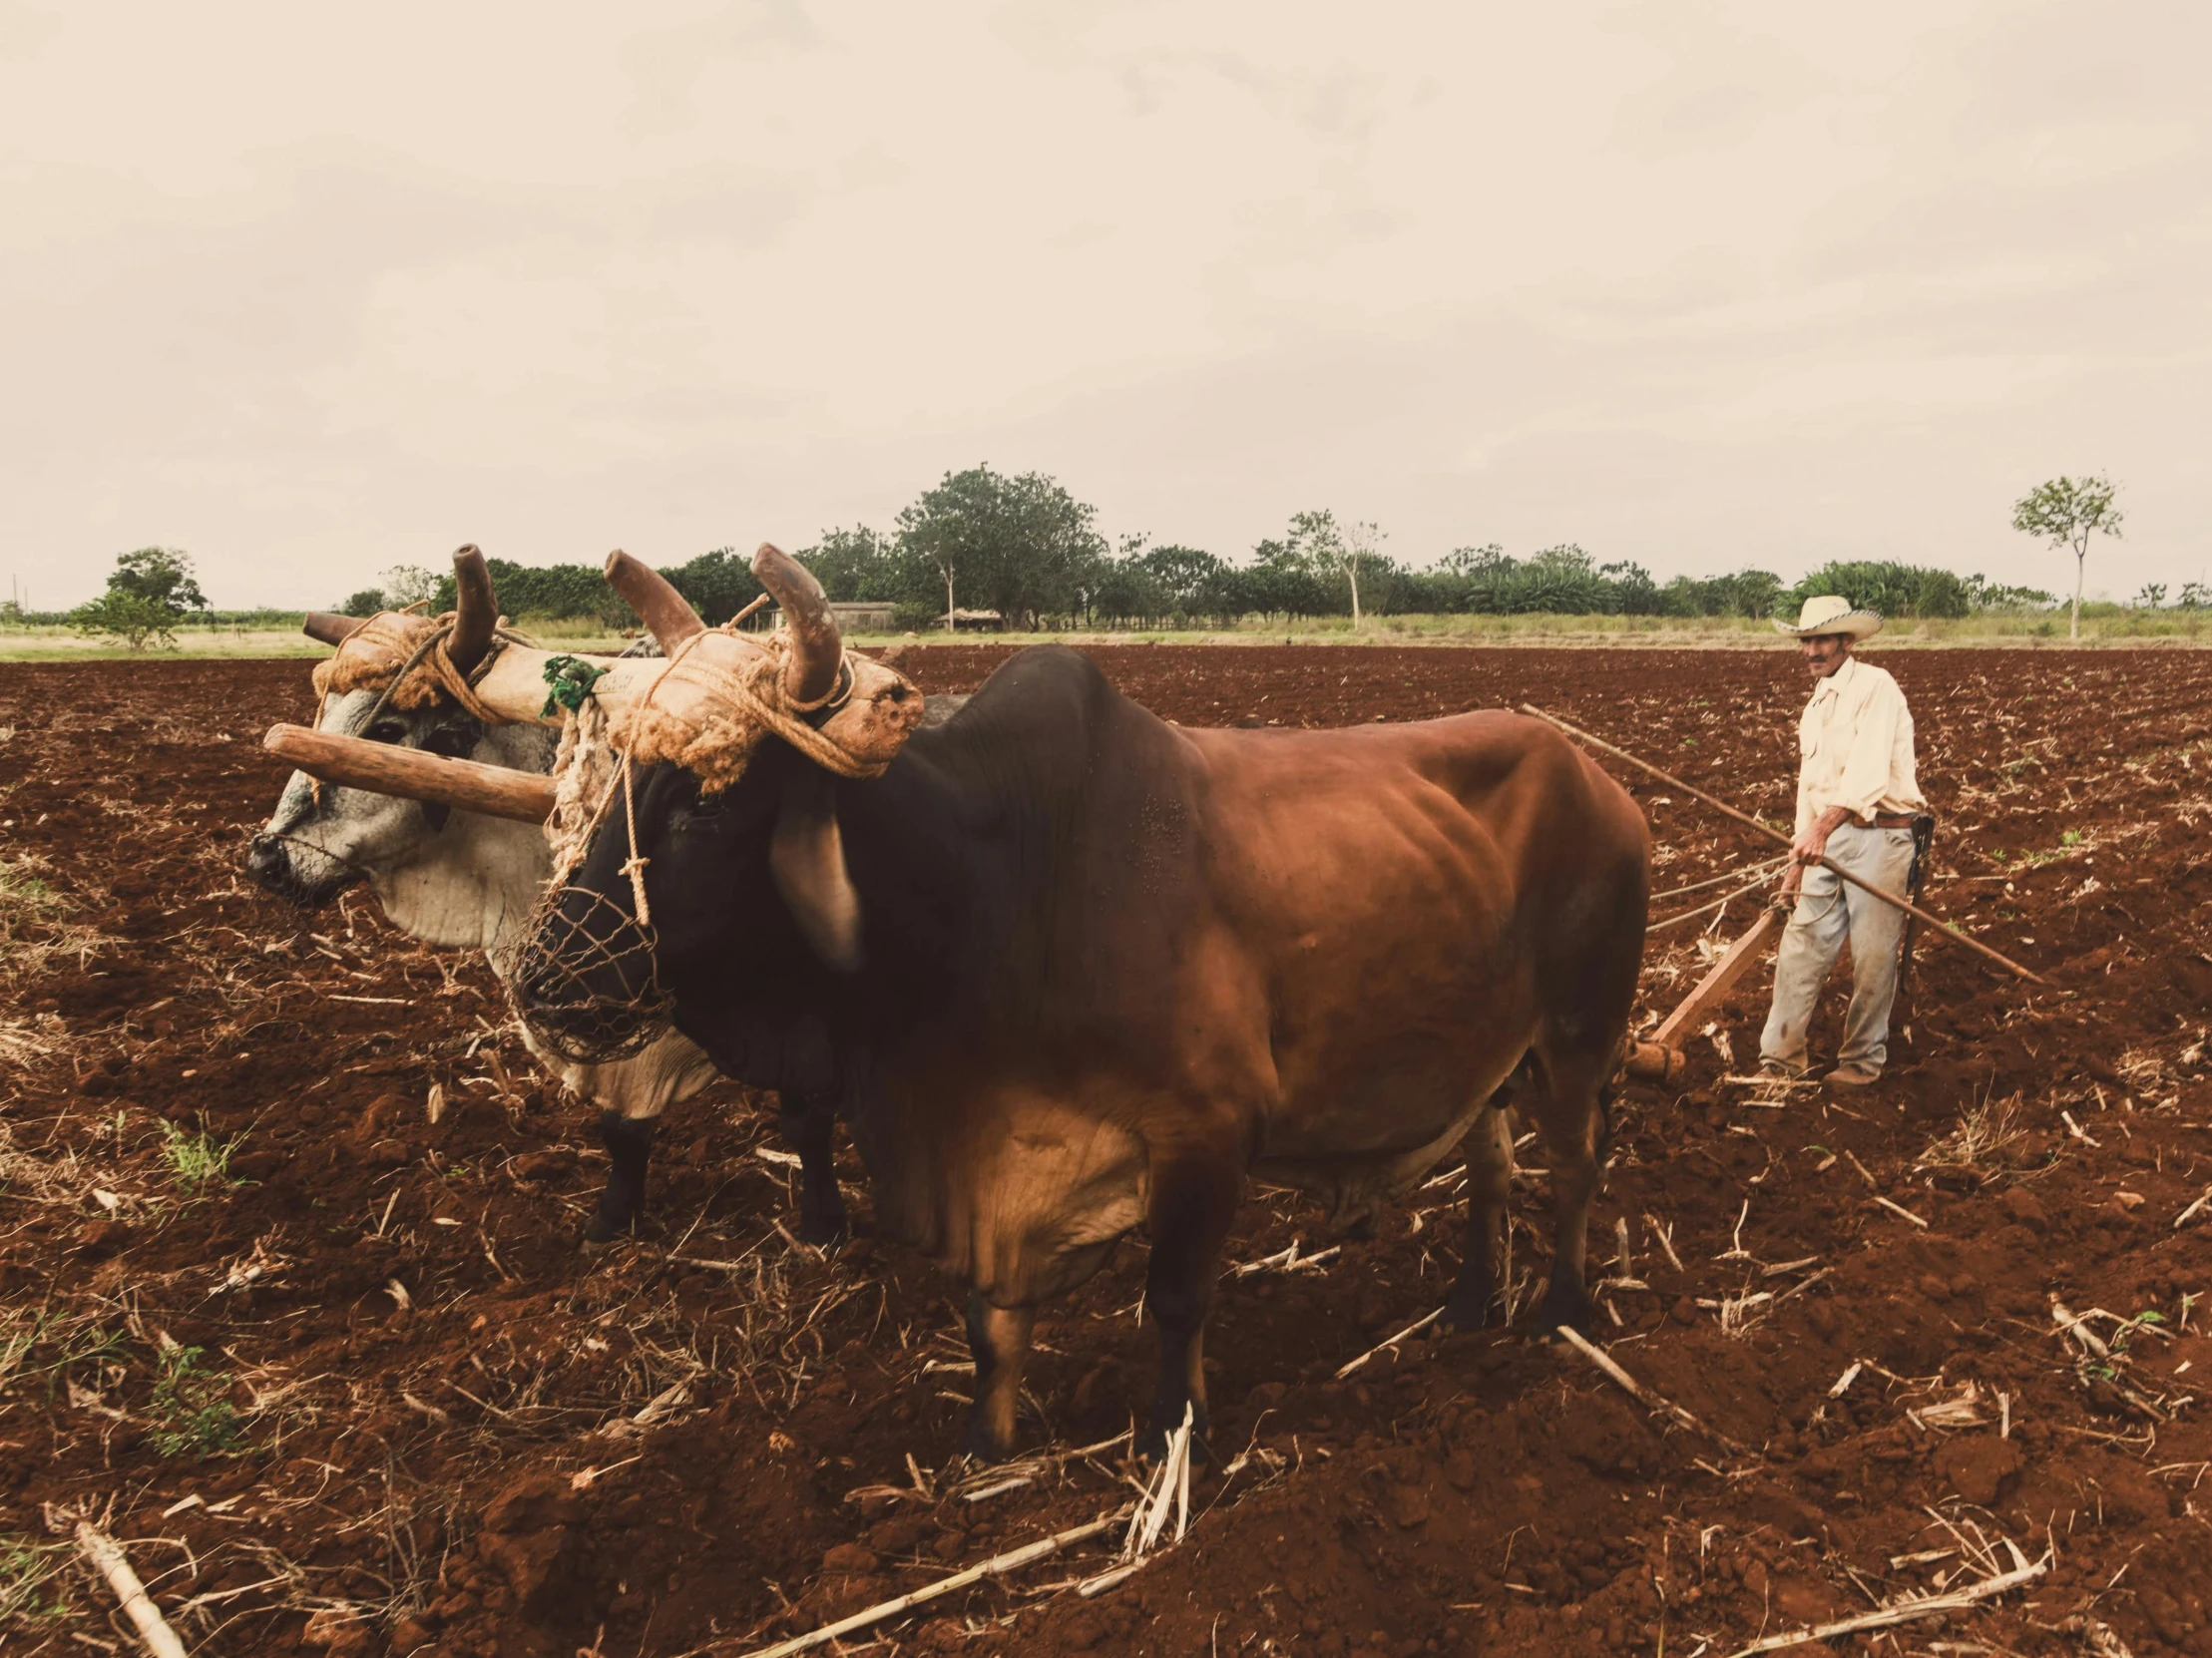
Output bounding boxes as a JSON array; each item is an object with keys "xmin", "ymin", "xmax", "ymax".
[{"xmin": 1, "ymin": 645, "xmax": 2209, "ymax": 1657}]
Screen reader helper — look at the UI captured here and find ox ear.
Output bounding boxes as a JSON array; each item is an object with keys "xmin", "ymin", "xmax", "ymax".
[{"xmin": 768, "ymin": 768, "xmax": 863, "ymax": 973}]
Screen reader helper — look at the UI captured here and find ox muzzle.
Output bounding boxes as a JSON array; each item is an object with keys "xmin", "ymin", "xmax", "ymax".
[{"xmin": 506, "ymin": 853, "xmax": 673, "ymax": 1065}]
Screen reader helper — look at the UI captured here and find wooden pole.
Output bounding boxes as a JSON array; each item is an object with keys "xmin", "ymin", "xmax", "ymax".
[
  {"xmin": 76, "ymin": 1522, "xmax": 189, "ymax": 1658},
  {"xmin": 263, "ymin": 723, "xmax": 559, "ymax": 824},
  {"xmin": 1523, "ymin": 703, "xmax": 2047, "ymax": 987},
  {"xmin": 739, "ymin": 1508, "xmax": 1129, "ymax": 1658}
]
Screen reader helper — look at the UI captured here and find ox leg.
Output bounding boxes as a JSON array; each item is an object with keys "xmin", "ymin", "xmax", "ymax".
[
  {"xmin": 1138, "ymin": 1158, "xmax": 1238, "ymax": 1467},
  {"xmin": 1528, "ymin": 1049, "xmax": 1609, "ymax": 1336},
  {"xmin": 1442, "ymin": 1104, "xmax": 1516, "ymax": 1330},
  {"xmin": 778, "ymin": 1093, "xmax": 847, "ymax": 1245},
  {"xmin": 586, "ymin": 1110, "xmax": 655, "ymax": 1245},
  {"xmin": 962, "ymin": 1289, "xmax": 1036, "ymax": 1462}
]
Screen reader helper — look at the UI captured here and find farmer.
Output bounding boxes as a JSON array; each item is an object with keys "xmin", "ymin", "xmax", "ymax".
[{"xmin": 1760, "ymin": 596, "xmax": 1928, "ymax": 1088}]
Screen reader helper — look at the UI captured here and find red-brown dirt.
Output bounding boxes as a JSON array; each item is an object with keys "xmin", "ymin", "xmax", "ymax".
[{"xmin": 2, "ymin": 644, "xmax": 2209, "ymax": 1658}]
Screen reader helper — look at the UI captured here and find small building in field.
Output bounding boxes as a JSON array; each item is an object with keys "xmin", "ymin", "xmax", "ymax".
[
  {"xmin": 826, "ymin": 602, "xmax": 898, "ymax": 632},
  {"xmin": 934, "ymin": 609, "xmax": 1005, "ymax": 632},
  {"xmin": 767, "ymin": 601, "xmax": 898, "ymax": 632}
]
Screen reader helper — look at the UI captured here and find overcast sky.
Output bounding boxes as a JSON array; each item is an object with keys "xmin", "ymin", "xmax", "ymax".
[{"xmin": 4, "ymin": 1, "xmax": 2206, "ymax": 611}]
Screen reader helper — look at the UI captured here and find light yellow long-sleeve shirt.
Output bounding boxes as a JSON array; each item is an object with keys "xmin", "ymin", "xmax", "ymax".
[{"xmin": 1795, "ymin": 654, "xmax": 1927, "ymax": 836}]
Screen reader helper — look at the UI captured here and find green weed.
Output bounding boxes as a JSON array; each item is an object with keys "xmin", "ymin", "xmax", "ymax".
[
  {"xmin": 0, "ymin": 1310, "xmax": 126, "ymax": 1399},
  {"xmin": 147, "ymin": 1344, "xmax": 243, "ymax": 1458},
  {"xmin": 159, "ymin": 1118, "xmax": 240, "ymax": 1191},
  {"xmin": 0, "ymin": 860, "xmax": 53, "ymax": 913},
  {"xmin": 0, "ymin": 1536, "xmax": 72, "ymax": 1625},
  {"xmin": 0, "ymin": 855, "xmax": 106, "ymax": 980}
]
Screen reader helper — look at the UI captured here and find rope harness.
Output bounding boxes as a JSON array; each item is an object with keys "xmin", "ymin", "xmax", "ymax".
[
  {"xmin": 299, "ymin": 610, "xmax": 527, "ymax": 809},
  {"xmin": 308, "ymin": 610, "xmax": 522, "ymax": 728},
  {"xmin": 508, "ymin": 628, "xmax": 921, "ymax": 1065},
  {"xmin": 610, "ymin": 625, "xmax": 901, "ymax": 793}
]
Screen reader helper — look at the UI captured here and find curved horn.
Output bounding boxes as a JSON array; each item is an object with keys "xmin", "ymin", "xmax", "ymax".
[
  {"xmin": 604, "ymin": 550, "xmax": 705, "ymax": 651},
  {"xmin": 303, "ymin": 612, "xmax": 369, "ymax": 646},
  {"xmin": 448, "ymin": 544, "xmax": 497, "ymax": 674},
  {"xmin": 751, "ymin": 543, "xmax": 842, "ymax": 705}
]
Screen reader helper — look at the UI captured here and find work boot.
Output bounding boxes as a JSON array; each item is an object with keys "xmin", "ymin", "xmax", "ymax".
[
  {"xmin": 1824, "ymin": 1062, "xmax": 1880, "ymax": 1089},
  {"xmin": 1759, "ymin": 1057, "xmax": 1807, "ymax": 1080}
]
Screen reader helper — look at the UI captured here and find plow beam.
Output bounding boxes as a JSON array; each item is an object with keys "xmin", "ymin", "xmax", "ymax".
[{"xmin": 1621, "ymin": 906, "xmax": 1785, "ymax": 1082}]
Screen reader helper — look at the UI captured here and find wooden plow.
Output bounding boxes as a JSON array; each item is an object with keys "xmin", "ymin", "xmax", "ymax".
[{"xmin": 1618, "ymin": 905, "xmax": 1785, "ymax": 1084}]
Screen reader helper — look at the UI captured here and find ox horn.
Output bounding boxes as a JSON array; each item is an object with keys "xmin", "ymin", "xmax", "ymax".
[
  {"xmin": 604, "ymin": 550, "xmax": 705, "ymax": 651},
  {"xmin": 751, "ymin": 543, "xmax": 842, "ymax": 706},
  {"xmin": 303, "ymin": 612, "xmax": 368, "ymax": 646},
  {"xmin": 448, "ymin": 544, "xmax": 497, "ymax": 674}
]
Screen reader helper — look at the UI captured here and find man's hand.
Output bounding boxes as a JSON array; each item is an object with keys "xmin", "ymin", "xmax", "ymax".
[{"xmin": 1791, "ymin": 805, "xmax": 1856, "ymax": 867}]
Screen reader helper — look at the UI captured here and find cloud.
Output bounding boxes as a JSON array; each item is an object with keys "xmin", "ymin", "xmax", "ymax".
[{"xmin": 2, "ymin": 0, "xmax": 2206, "ymax": 608}]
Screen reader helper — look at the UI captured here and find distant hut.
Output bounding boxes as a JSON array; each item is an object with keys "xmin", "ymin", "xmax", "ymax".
[{"xmin": 934, "ymin": 609, "xmax": 1005, "ymax": 632}]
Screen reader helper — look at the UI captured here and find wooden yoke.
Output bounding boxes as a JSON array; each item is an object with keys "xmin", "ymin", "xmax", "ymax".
[{"xmin": 263, "ymin": 723, "xmax": 559, "ymax": 824}]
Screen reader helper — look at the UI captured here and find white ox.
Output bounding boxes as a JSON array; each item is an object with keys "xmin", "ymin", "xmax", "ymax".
[{"xmin": 243, "ymin": 549, "xmax": 846, "ymax": 1243}]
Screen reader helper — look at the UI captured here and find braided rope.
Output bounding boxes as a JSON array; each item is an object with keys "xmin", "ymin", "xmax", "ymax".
[
  {"xmin": 617, "ymin": 627, "xmax": 895, "ymax": 789},
  {"xmin": 309, "ymin": 612, "xmax": 525, "ymax": 728}
]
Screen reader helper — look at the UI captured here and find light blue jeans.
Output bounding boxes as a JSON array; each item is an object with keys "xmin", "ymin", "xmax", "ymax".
[{"xmin": 1759, "ymin": 823, "xmax": 1916, "ymax": 1076}]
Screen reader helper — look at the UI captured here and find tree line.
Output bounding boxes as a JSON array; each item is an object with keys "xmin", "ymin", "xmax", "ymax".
[
  {"xmin": 34, "ymin": 465, "xmax": 2186, "ymax": 649},
  {"xmin": 359, "ymin": 464, "xmax": 2068, "ymax": 631}
]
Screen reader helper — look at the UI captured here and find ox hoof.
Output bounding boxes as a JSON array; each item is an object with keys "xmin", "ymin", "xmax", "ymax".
[
  {"xmin": 796, "ymin": 1201, "xmax": 848, "ymax": 1248},
  {"xmin": 961, "ymin": 1419, "xmax": 1018, "ymax": 1465},
  {"xmin": 1135, "ymin": 1412, "xmax": 1212, "ymax": 1469},
  {"xmin": 1439, "ymin": 1292, "xmax": 1504, "ymax": 1335},
  {"xmin": 582, "ymin": 1213, "xmax": 632, "ymax": 1249},
  {"xmin": 1531, "ymin": 1282, "xmax": 1596, "ymax": 1339}
]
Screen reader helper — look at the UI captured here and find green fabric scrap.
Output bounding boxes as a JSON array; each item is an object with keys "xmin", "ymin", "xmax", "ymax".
[{"xmin": 541, "ymin": 654, "xmax": 609, "ymax": 718}]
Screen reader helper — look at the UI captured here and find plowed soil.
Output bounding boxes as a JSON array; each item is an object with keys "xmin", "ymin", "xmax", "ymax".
[{"xmin": 4, "ymin": 644, "xmax": 2210, "ymax": 1658}]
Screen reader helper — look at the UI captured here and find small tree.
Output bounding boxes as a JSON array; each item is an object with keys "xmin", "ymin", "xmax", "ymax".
[
  {"xmin": 2011, "ymin": 475, "xmax": 2122, "ymax": 640},
  {"xmin": 2135, "ymin": 582, "xmax": 2168, "ymax": 610},
  {"xmin": 1285, "ymin": 510, "xmax": 1387, "ymax": 626},
  {"xmin": 379, "ymin": 565, "xmax": 440, "ymax": 609},
  {"xmin": 71, "ymin": 593, "xmax": 182, "ymax": 650},
  {"xmin": 72, "ymin": 547, "xmax": 210, "ymax": 651},
  {"xmin": 1342, "ymin": 519, "xmax": 1386, "ymax": 625}
]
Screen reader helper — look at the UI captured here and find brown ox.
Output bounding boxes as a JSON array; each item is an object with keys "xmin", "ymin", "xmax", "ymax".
[{"xmin": 373, "ymin": 550, "xmax": 1650, "ymax": 1460}]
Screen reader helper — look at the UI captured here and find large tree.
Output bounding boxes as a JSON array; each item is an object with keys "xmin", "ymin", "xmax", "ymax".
[
  {"xmin": 894, "ymin": 465, "xmax": 1107, "ymax": 630},
  {"xmin": 800, "ymin": 526, "xmax": 900, "ymax": 604},
  {"xmin": 2011, "ymin": 474, "xmax": 2122, "ymax": 640}
]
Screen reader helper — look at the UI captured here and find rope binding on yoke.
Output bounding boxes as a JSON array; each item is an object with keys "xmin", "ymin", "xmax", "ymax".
[
  {"xmin": 541, "ymin": 654, "xmax": 609, "ymax": 719},
  {"xmin": 611, "ymin": 626, "xmax": 918, "ymax": 795},
  {"xmin": 309, "ymin": 610, "xmax": 528, "ymax": 729}
]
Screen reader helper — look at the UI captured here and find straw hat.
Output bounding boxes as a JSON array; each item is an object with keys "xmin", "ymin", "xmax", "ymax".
[{"xmin": 1774, "ymin": 595, "xmax": 1883, "ymax": 639}]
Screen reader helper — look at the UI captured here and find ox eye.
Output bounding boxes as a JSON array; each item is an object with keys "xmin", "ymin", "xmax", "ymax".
[{"xmin": 366, "ymin": 720, "xmax": 408, "ymax": 745}]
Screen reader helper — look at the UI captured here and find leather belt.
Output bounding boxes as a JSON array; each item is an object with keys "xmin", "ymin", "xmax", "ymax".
[{"xmin": 1870, "ymin": 812, "xmax": 1921, "ymax": 829}]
